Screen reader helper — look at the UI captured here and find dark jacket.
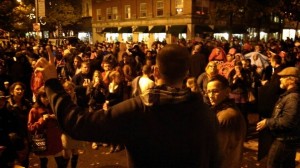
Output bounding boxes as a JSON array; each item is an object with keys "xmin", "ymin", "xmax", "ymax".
[
  {"xmin": 266, "ymin": 87, "xmax": 300, "ymax": 140},
  {"xmin": 258, "ymin": 65, "xmax": 285, "ymax": 118},
  {"xmin": 211, "ymin": 99, "xmax": 246, "ymax": 168},
  {"xmin": 45, "ymin": 79, "xmax": 221, "ymax": 168},
  {"xmin": 72, "ymin": 72, "xmax": 92, "ymax": 107}
]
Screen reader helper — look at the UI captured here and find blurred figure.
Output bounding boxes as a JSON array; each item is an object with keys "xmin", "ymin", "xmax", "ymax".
[
  {"xmin": 0, "ymin": 91, "xmax": 17, "ymax": 167},
  {"xmin": 30, "ymin": 59, "xmax": 44, "ymax": 102},
  {"xmin": 86, "ymin": 70, "xmax": 107, "ymax": 150},
  {"xmin": 104, "ymin": 71, "xmax": 125, "ymax": 153},
  {"xmin": 72, "ymin": 61, "xmax": 92, "ymax": 108},
  {"xmin": 62, "ymin": 81, "xmax": 83, "ymax": 168},
  {"xmin": 257, "ymin": 67, "xmax": 300, "ymax": 168},
  {"xmin": 197, "ymin": 61, "xmax": 222, "ymax": 104},
  {"xmin": 131, "ymin": 65, "xmax": 155, "ymax": 97},
  {"xmin": 186, "ymin": 77, "xmax": 199, "ymax": 93},
  {"xmin": 207, "ymin": 75, "xmax": 246, "ymax": 168},
  {"xmin": 27, "ymin": 88, "xmax": 66, "ymax": 168},
  {"xmin": 6, "ymin": 82, "xmax": 32, "ymax": 167},
  {"xmin": 228, "ymin": 61, "xmax": 251, "ymax": 128},
  {"xmin": 189, "ymin": 43, "xmax": 208, "ymax": 78}
]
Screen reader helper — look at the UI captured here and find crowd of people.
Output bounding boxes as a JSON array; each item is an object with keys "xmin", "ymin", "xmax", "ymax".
[{"xmin": 0, "ymin": 35, "xmax": 299, "ymax": 168}]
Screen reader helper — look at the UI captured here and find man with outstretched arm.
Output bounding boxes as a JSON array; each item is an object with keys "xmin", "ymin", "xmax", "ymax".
[{"xmin": 36, "ymin": 44, "xmax": 221, "ymax": 168}]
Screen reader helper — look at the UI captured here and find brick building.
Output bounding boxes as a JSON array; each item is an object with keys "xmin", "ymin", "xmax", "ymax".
[
  {"xmin": 87, "ymin": 0, "xmax": 293, "ymax": 46},
  {"xmin": 89, "ymin": 0, "xmax": 216, "ymax": 46}
]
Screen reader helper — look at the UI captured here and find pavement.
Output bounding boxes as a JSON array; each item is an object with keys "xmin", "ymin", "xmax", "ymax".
[{"xmin": 27, "ymin": 112, "xmax": 300, "ymax": 168}]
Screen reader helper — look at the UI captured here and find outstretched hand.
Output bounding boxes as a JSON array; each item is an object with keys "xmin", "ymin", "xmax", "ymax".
[{"xmin": 35, "ymin": 46, "xmax": 58, "ymax": 81}]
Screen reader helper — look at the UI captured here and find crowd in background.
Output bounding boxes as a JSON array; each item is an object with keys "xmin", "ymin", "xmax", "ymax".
[{"xmin": 0, "ymin": 35, "xmax": 300, "ymax": 168}]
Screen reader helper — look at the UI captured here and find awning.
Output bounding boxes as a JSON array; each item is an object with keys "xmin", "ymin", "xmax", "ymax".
[
  {"xmin": 168, "ymin": 25, "xmax": 187, "ymax": 34},
  {"xmin": 214, "ymin": 26, "xmax": 248, "ymax": 34},
  {"xmin": 149, "ymin": 26, "xmax": 166, "ymax": 33},
  {"xmin": 101, "ymin": 27, "xmax": 118, "ymax": 33},
  {"xmin": 214, "ymin": 26, "xmax": 228, "ymax": 33},
  {"xmin": 118, "ymin": 26, "xmax": 132, "ymax": 33},
  {"xmin": 134, "ymin": 26, "xmax": 148, "ymax": 33},
  {"xmin": 232, "ymin": 26, "xmax": 248, "ymax": 34},
  {"xmin": 195, "ymin": 25, "xmax": 213, "ymax": 33}
]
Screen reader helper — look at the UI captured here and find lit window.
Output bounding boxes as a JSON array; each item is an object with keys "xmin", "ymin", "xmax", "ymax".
[
  {"xmin": 97, "ymin": 9, "xmax": 102, "ymax": 21},
  {"xmin": 140, "ymin": 3, "xmax": 147, "ymax": 18},
  {"xmin": 157, "ymin": 1, "xmax": 164, "ymax": 17},
  {"xmin": 125, "ymin": 5, "xmax": 131, "ymax": 19},
  {"xmin": 175, "ymin": 0, "xmax": 183, "ymax": 15},
  {"xmin": 273, "ymin": 16, "xmax": 280, "ymax": 23},
  {"xmin": 195, "ymin": 0, "xmax": 209, "ymax": 15}
]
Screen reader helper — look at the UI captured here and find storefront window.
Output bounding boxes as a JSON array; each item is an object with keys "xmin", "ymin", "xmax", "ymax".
[
  {"xmin": 138, "ymin": 33, "xmax": 149, "ymax": 42},
  {"xmin": 105, "ymin": 33, "xmax": 118, "ymax": 42},
  {"xmin": 122, "ymin": 33, "xmax": 133, "ymax": 42},
  {"xmin": 154, "ymin": 33, "xmax": 166, "ymax": 42},
  {"xmin": 282, "ymin": 29, "xmax": 296, "ymax": 40}
]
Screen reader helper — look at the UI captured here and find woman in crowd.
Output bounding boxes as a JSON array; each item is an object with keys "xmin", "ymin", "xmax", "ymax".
[
  {"xmin": 87, "ymin": 70, "xmax": 107, "ymax": 113},
  {"xmin": 61, "ymin": 81, "xmax": 83, "ymax": 168},
  {"xmin": 197, "ymin": 61, "xmax": 222, "ymax": 104},
  {"xmin": 6, "ymin": 82, "xmax": 32, "ymax": 167},
  {"xmin": 104, "ymin": 71, "xmax": 125, "ymax": 153},
  {"xmin": 86, "ymin": 70, "xmax": 107, "ymax": 150},
  {"xmin": 228, "ymin": 61, "xmax": 251, "ymax": 128},
  {"xmin": 27, "ymin": 87, "xmax": 66, "ymax": 168}
]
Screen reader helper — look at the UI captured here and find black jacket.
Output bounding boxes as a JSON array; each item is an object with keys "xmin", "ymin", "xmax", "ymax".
[{"xmin": 45, "ymin": 79, "xmax": 221, "ymax": 168}]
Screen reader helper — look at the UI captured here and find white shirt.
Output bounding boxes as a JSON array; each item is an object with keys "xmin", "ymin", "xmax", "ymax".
[{"xmin": 139, "ymin": 76, "xmax": 155, "ymax": 93}]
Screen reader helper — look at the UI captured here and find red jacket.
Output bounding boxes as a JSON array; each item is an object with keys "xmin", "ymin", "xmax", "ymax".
[{"xmin": 28, "ymin": 106, "xmax": 63, "ymax": 155}]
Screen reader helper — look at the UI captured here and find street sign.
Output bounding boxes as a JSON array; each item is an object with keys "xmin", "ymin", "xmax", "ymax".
[{"xmin": 33, "ymin": 23, "xmax": 41, "ymax": 32}]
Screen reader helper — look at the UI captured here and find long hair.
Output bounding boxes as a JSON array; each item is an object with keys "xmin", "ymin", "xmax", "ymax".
[
  {"xmin": 9, "ymin": 82, "xmax": 26, "ymax": 96},
  {"xmin": 33, "ymin": 87, "xmax": 48, "ymax": 108}
]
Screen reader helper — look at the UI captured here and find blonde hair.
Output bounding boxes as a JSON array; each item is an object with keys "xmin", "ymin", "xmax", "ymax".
[{"xmin": 205, "ymin": 61, "xmax": 218, "ymax": 73}]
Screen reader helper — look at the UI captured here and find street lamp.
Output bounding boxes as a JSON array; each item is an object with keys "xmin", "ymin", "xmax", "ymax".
[{"xmin": 35, "ymin": 0, "xmax": 38, "ymax": 24}]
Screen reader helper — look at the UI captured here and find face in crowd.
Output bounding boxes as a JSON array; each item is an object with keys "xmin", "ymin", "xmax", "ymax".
[
  {"xmin": 205, "ymin": 62, "xmax": 218, "ymax": 75},
  {"xmin": 10, "ymin": 83, "xmax": 25, "ymax": 99},
  {"xmin": 207, "ymin": 80, "xmax": 230, "ymax": 106},
  {"xmin": 81, "ymin": 62, "xmax": 90, "ymax": 75}
]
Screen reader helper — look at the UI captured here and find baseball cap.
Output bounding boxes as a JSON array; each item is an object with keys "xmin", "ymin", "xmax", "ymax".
[{"xmin": 277, "ymin": 67, "xmax": 300, "ymax": 77}]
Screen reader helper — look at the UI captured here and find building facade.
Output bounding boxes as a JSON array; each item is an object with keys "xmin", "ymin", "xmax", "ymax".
[
  {"xmin": 91, "ymin": 0, "xmax": 216, "ymax": 46},
  {"xmin": 90, "ymin": 0, "xmax": 296, "ymax": 46}
]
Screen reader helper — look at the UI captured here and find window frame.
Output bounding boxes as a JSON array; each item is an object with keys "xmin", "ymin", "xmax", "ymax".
[
  {"xmin": 96, "ymin": 9, "xmax": 102, "ymax": 21},
  {"xmin": 125, "ymin": 5, "xmax": 131, "ymax": 19},
  {"xmin": 112, "ymin": 7, "xmax": 118, "ymax": 20},
  {"xmin": 156, "ymin": 0, "xmax": 164, "ymax": 17},
  {"xmin": 140, "ymin": 3, "xmax": 147, "ymax": 18},
  {"xmin": 106, "ymin": 7, "xmax": 112, "ymax": 20},
  {"xmin": 175, "ymin": 0, "xmax": 183, "ymax": 15}
]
